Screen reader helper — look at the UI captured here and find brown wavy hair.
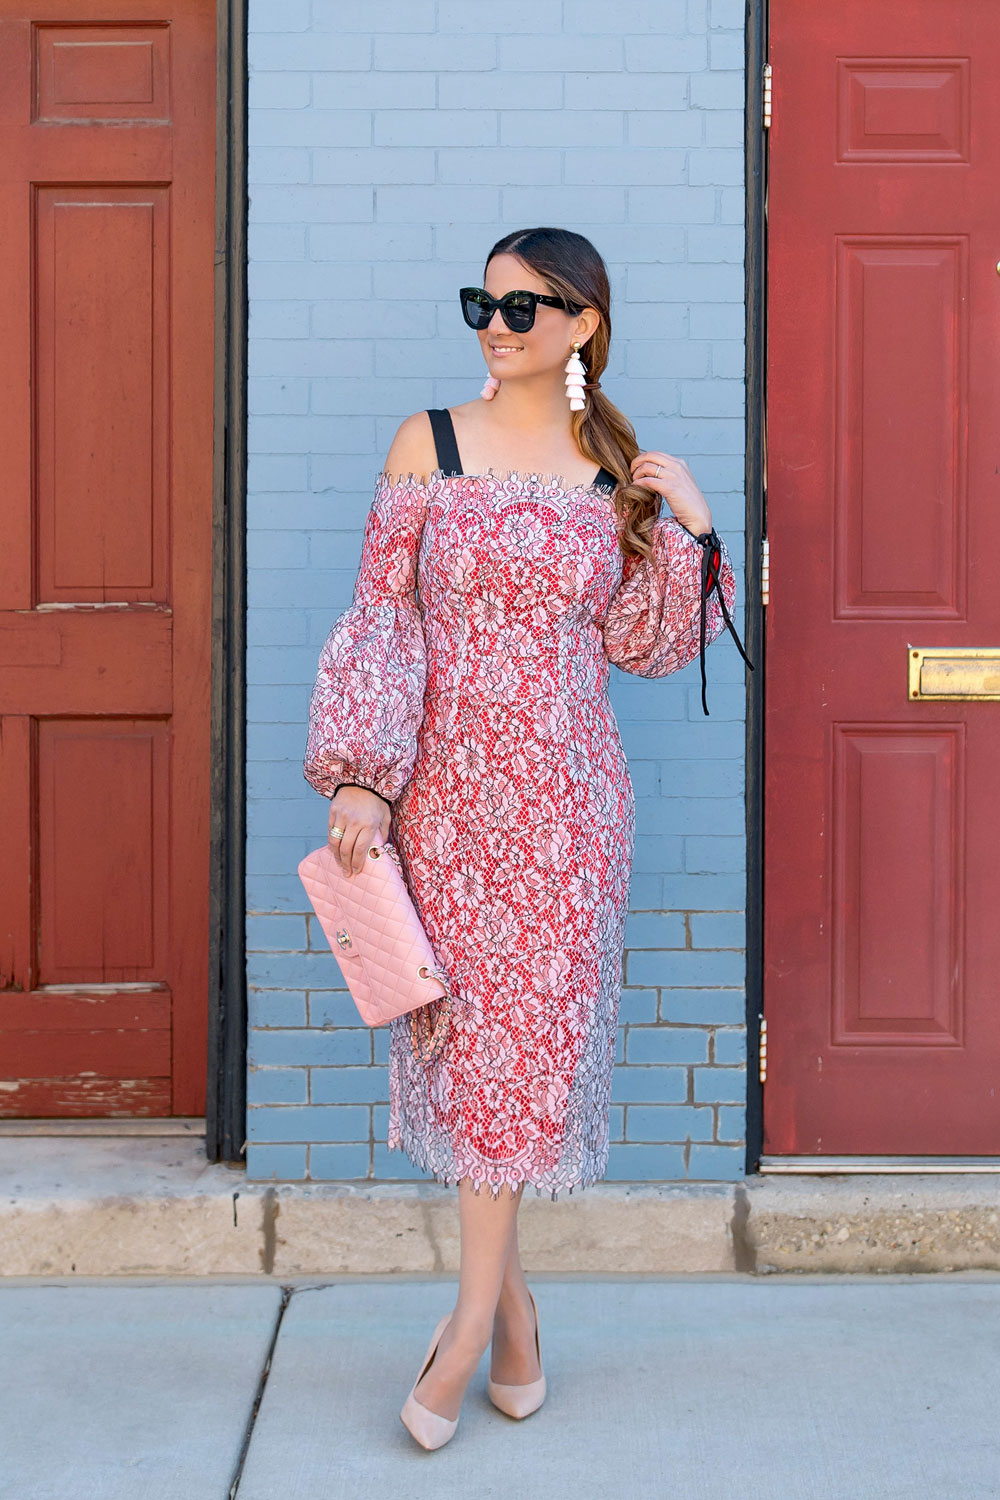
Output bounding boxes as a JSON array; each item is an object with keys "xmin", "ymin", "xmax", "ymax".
[{"xmin": 485, "ymin": 226, "xmax": 660, "ymax": 560}]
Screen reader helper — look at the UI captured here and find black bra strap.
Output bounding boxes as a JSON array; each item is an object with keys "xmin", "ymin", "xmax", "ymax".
[
  {"xmin": 426, "ymin": 408, "xmax": 463, "ymax": 476},
  {"xmin": 427, "ymin": 410, "xmax": 616, "ymax": 492}
]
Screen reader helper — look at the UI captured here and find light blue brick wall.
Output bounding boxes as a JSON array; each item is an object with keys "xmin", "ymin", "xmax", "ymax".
[{"xmin": 245, "ymin": 0, "xmax": 748, "ymax": 1186}]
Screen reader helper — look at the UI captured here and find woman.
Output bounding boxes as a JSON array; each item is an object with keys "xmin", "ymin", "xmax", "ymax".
[{"xmin": 303, "ymin": 226, "xmax": 740, "ymax": 1450}]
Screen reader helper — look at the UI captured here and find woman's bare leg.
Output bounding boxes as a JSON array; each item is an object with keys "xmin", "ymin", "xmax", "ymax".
[
  {"xmin": 413, "ymin": 1177, "xmax": 524, "ymax": 1421},
  {"xmin": 490, "ymin": 1219, "xmax": 544, "ymax": 1384}
]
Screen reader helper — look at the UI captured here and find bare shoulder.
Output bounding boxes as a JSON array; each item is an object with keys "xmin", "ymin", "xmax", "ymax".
[
  {"xmin": 382, "ymin": 410, "xmax": 437, "ymax": 484},
  {"xmin": 447, "ymin": 398, "xmax": 483, "ymax": 434}
]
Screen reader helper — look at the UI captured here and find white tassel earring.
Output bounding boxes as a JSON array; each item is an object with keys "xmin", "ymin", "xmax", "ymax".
[
  {"xmin": 480, "ymin": 374, "xmax": 501, "ymax": 401},
  {"xmin": 565, "ymin": 343, "xmax": 587, "ymax": 412}
]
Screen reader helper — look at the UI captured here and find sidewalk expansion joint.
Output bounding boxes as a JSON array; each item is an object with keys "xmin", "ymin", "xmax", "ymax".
[{"xmin": 228, "ymin": 1284, "xmax": 293, "ymax": 1499}]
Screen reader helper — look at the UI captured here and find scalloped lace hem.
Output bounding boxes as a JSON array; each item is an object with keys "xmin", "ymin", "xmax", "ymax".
[{"xmin": 385, "ymin": 1133, "xmax": 609, "ymax": 1203}]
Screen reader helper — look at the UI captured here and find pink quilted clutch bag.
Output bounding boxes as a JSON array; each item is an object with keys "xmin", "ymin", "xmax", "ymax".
[{"xmin": 297, "ymin": 839, "xmax": 452, "ymax": 1063}]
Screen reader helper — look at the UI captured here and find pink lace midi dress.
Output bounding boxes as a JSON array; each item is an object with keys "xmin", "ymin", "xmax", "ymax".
[{"xmin": 303, "ymin": 429, "xmax": 736, "ymax": 1199}]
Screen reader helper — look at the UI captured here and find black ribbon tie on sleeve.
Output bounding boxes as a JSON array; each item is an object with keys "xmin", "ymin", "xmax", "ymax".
[{"xmin": 693, "ymin": 528, "xmax": 754, "ymax": 716}]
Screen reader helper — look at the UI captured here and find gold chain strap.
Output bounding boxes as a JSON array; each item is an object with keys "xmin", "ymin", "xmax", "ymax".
[{"xmin": 379, "ymin": 843, "xmax": 453, "ymax": 1065}]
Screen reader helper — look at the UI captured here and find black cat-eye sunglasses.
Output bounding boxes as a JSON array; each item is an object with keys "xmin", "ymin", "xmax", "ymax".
[{"xmin": 459, "ymin": 285, "xmax": 584, "ymax": 333}]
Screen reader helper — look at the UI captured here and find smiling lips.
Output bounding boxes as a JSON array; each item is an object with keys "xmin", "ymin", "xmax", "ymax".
[{"xmin": 490, "ymin": 344, "xmax": 522, "ymax": 356}]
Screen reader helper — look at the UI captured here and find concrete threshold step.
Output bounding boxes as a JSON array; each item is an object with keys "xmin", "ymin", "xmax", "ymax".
[{"xmin": 1, "ymin": 1136, "xmax": 998, "ymax": 1277}]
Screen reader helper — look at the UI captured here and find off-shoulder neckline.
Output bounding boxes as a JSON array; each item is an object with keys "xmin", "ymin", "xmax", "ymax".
[{"xmin": 376, "ymin": 466, "xmax": 618, "ymax": 499}]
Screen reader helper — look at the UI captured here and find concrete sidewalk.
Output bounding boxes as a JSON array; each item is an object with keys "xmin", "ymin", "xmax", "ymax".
[{"xmin": 2, "ymin": 1275, "xmax": 998, "ymax": 1500}]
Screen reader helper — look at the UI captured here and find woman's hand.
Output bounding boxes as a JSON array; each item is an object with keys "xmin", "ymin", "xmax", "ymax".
[
  {"xmin": 630, "ymin": 450, "xmax": 713, "ymax": 536},
  {"xmin": 328, "ymin": 785, "xmax": 391, "ymax": 877}
]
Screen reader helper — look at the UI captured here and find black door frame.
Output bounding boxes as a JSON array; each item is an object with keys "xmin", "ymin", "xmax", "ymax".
[
  {"xmin": 204, "ymin": 0, "xmax": 767, "ymax": 1171},
  {"xmin": 744, "ymin": 0, "xmax": 767, "ymax": 1175},
  {"xmin": 206, "ymin": 0, "xmax": 248, "ymax": 1164}
]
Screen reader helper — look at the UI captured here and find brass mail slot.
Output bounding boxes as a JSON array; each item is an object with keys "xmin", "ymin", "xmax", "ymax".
[{"xmin": 908, "ymin": 647, "xmax": 1000, "ymax": 700}]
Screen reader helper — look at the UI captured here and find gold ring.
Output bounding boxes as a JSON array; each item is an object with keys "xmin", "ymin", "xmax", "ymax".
[
  {"xmin": 330, "ymin": 827, "xmax": 345, "ymax": 840},
  {"xmin": 654, "ymin": 464, "xmax": 661, "ymax": 477}
]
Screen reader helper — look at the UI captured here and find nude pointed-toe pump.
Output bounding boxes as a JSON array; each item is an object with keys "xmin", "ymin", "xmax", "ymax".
[
  {"xmin": 487, "ymin": 1289, "xmax": 546, "ymax": 1419},
  {"xmin": 399, "ymin": 1313, "xmax": 459, "ymax": 1451}
]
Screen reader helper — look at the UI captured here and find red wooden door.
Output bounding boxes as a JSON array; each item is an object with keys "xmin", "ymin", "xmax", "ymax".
[
  {"xmin": 765, "ymin": 1, "xmax": 1000, "ymax": 1154},
  {"xmin": 0, "ymin": 3, "xmax": 216, "ymax": 1116}
]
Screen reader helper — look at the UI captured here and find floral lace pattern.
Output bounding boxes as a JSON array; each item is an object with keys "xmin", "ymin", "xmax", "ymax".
[{"xmin": 304, "ymin": 467, "xmax": 736, "ymax": 1198}]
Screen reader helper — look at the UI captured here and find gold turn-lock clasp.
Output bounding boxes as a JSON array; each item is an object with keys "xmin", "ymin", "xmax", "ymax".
[{"xmin": 908, "ymin": 647, "xmax": 1000, "ymax": 701}]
